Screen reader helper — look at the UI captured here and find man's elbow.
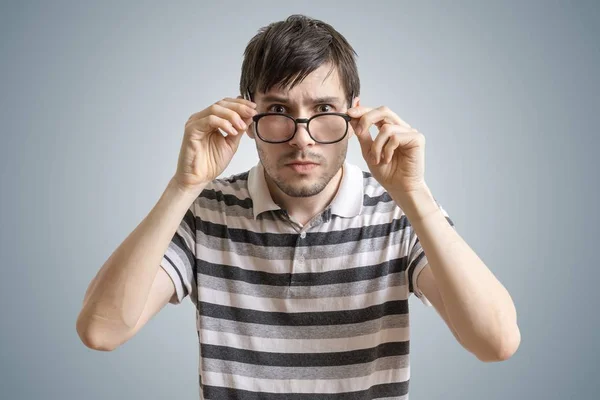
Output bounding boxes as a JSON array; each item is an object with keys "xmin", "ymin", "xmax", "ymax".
[
  {"xmin": 475, "ymin": 325, "xmax": 521, "ymax": 362},
  {"xmin": 76, "ymin": 314, "xmax": 124, "ymax": 352}
]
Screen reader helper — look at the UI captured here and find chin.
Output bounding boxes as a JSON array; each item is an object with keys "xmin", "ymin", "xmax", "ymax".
[{"xmin": 272, "ymin": 174, "xmax": 327, "ymax": 198}]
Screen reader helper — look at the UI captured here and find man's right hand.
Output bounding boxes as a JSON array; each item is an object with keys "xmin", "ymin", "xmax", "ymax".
[{"xmin": 173, "ymin": 96, "xmax": 257, "ymax": 192}]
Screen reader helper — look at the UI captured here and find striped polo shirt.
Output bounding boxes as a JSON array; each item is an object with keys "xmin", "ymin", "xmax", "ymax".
[{"xmin": 160, "ymin": 160, "xmax": 454, "ymax": 400}]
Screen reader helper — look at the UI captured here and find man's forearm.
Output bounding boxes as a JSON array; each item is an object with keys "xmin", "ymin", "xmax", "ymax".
[
  {"xmin": 390, "ymin": 184, "xmax": 520, "ymax": 360},
  {"xmin": 76, "ymin": 178, "xmax": 203, "ymax": 343}
]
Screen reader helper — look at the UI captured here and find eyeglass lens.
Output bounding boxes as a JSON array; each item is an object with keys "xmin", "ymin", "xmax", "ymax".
[{"xmin": 257, "ymin": 114, "xmax": 347, "ymax": 143}]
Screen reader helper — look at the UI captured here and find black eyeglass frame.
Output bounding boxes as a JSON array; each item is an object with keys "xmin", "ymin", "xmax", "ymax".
[
  {"xmin": 251, "ymin": 112, "xmax": 352, "ymax": 144},
  {"xmin": 245, "ymin": 88, "xmax": 355, "ymax": 144}
]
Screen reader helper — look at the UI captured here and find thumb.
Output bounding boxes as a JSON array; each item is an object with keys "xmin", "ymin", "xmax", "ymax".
[
  {"xmin": 350, "ymin": 119, "xmax": 373, "ymax": 157},
  {"xmin": 225, "ymin": 127, "xmax": 244, "ymax": 149}
]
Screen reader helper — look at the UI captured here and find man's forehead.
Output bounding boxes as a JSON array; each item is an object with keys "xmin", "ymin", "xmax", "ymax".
[
  {"xmin": 257, "ymin": 90, "xmax": 345, "ymax": 105},
  {"xmin": 258, "ymin": 64, "xmax": 345, "ymax": 101}
]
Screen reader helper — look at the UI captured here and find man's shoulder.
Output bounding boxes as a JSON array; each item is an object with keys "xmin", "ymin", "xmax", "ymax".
[
  {"xmin": 351, "ymin": 165, "xmax": 390, "ymax": 198},
  {"xmin": 188, "ymin": 169, "xmax": 254, "ymax": 214},
  {"xmin": 203, "ymin": 169, "xmax": 251, "ymax": 191}
]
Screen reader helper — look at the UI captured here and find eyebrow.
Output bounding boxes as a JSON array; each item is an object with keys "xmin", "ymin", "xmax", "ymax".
[{"xmin": 260, "ymin": 95, "xmax": 344, "ymax": 105}]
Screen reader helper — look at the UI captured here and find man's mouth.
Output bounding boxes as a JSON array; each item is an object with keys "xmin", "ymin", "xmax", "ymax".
[
  {"xmin": 285, "ymin": 160, "xmax": 319, "ymax": 172},
  {"xmin": 286, "ymin": 161, "xmax": 319, "ymax": 166}
]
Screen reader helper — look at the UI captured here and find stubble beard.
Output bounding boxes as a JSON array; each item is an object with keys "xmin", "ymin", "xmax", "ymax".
[{"xmin": 258, "ymin": 145, "xmax": 347, "ymax": 198}]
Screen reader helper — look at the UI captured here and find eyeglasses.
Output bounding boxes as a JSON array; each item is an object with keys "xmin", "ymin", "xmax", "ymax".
[
  {"xmin": 245, "ymin": 88, "xmax": 355, "ymax": 144},
  {"xmin": 251, "ymin": 112, "xmax": 352, "ymax": 144}
]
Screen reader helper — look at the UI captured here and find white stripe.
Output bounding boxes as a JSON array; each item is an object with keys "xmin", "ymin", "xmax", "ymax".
[
  {"xmin": 201, "ymin": 367, "xmax": 410, "ymax": 393},
  {"xmin": 194, "ymin": 201, "xmax": 403, "ymax": 233},
  {"xmin": 196, "ymin": 240, "xmax": 406, "ymax": 273},
  {"xmin": 199, "ymin": 286, "xmax": 409, "ymax": 313},
  {"xmin": 175, "ymin": 220, "xmax": 195, "ymax": 255},
  {"xmin": 200, "ymin": 327, "xmax": 410, "ymax": 352}
]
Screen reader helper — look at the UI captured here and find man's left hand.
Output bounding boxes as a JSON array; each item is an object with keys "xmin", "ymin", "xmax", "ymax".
[{"xmin": 347, "ymin": 105, "xmax": 427, "ymax": 196}]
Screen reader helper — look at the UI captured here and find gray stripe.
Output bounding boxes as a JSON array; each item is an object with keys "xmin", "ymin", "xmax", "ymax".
[
  {"xmin": 199, "ymin": 314, "xmax": 410, "ymax": 339},
  {"xmin": 197, "ymin": 196, "xmax": 399, "ymax": 219},
  {"xmin": 198, "ymin": 197, "xmax": 254, "ymax": 218},
  {"xmin": 202, "ymin": 354, "xmax": 409, "ymax": 380},
  {"xmin": 198, "ymin": 271, "xmax": 408, "ymax": 299},
  {"xmin": 195, "ymin": 228, "xmax": 406, "ymax": 261}
]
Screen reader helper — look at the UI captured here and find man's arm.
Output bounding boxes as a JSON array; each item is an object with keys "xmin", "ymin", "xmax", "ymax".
[
  {"xmin": 394, "ymin": 185, "xmax": 521, "ymax": 362},
  {"xmin": 76, "ymin": 178, "xmax": 203, "ymax": 351}
]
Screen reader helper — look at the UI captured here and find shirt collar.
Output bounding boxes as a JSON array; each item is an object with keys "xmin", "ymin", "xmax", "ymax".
[{"xmin": 247, "ymin": 160, "xmax": 364, "ymax": 220}]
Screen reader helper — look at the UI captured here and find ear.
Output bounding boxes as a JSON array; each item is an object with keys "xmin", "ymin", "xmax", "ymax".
[{"xmin": 246, "ymin": 123, "xmax": 256, "ymax": 139}]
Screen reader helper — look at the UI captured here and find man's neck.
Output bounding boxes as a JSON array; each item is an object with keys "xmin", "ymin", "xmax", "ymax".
[{"xmin": 265, "ymin": 166, "xmax": 344, "ymax": 227}]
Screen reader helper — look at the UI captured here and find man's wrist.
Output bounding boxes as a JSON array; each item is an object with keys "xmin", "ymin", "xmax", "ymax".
[
  {"xmin": 167, "ymin": 177, "xmax": 207, "ymax": 202},
  {"xmin": 389, "ymin": 184, "xmax": 440, "ymax": 222}
]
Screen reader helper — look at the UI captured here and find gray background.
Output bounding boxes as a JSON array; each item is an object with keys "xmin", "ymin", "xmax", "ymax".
[{"xmin": 1, "ymin": 0, "xmax": 598, "ymax": 399}]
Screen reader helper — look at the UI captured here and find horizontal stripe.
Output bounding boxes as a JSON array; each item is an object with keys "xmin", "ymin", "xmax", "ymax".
[
  {"xmin": 194, "ymin": 202, "xmax": 404, "ymax": 234},
  {"xmin": 199, "ymin": 286, "xmax": 408, "ymax": 313},
  {"xmin": 202, "ymin": 382, "xmax": 409, "ymax": 400},
  {"xmin": 201, "ymin": 341, "xmax": 409, "ymax": 367},
  {"xmin": 195, "ymin": 217, "xmax": 412, "ymax": 247},
  {"xmin": 202, "ymin": 355, "xmax": 408, "ymax": 380},
  {"xmin": 202, "ymin": 172, "xmax": 384, "ymax": 201},
  {"xmin": 195, "ymin": 232, "xmax": 406, "ymax": 266},
  {"xmin": 201, "ymin": 368, "xmax": 409, "ymax": 396},
  {"xmin": 200, "ymin": 189, "xmax": 254, "ymax": 210},
  {"xmin": 196, "ymin": 257, "xmax": 406, "ymax": 287},
  {"xmin": 199, "ymin": 300, "xmax": 408, "ymax": 326},
  {"xmin": 197, "ymin": 270, "xmax": 408, "ymax": 300},
  {"xmin": 199, "ymin": 314, "xmax": 409, "ymax": 339},
  {"xmin": 200, "ymin": 327, "xmax": 409, "ymax": 353},
  {"xmin": 197, "ymin": 194, "xmax": 403, "ymax": 219},
  {"xmin": 198, "ymin": 187, "xmax": 398, "ymax": 212}
]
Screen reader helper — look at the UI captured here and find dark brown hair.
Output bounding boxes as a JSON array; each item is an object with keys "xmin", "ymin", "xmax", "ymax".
[{"xmin": 239, "ymin": 14, "xmax": 360, "ymax": 108}]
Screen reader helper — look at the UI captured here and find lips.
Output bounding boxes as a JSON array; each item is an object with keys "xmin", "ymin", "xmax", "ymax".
[
  {"xmin": 285, "ymin": 161, "xmax": 319, "ymax": 173},
  {"xmin": 285, "ymin": 160, "xmax": 319, "ymax": 166}
]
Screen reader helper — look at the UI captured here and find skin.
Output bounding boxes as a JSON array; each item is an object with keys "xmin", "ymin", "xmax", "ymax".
[{"xmin": 247, "ymin": 63, "xmax": 360, "ymax": 225}]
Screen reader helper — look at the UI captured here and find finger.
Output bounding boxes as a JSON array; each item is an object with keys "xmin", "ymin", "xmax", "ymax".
[
  {"xmin": 382, "ymin": 133, "xmax": 401, "ymax": 164},
  {"xmin": 372, "ymin": 125, "xmax": 415, "ymax": 164},
  {"xmin": 190, "ymin": 114, "xmax": 238, "ymax": 137},
  {"xmin": 217, "ymin": 99, "xmax": 258, "ymax": 120},
  {"xmin": 205, "ymin": 103, "xmax": 251, "ymax": 133},
  {"xmin": 350, "ymin": 119, "xmax": 373, "ymax": 155},
  {"xmin": 187, "ymin": 97, "xmax": 257, "ymax": 124},
  {"xmin": 347, "ymin": 105, "xmax": 373, "ymax": 118},
  {"xmin": 370, "ymin": 124, "xmax": 396, "ymax": 164},
  {"xmin": 224, "ymin": 124, "xmax": 245, "ymax": 148},
  {"xmin": 232, "ymin": 95, "xmax": 258, "ymax": 108},
  {"xmin": 355, "ymin": 107, "xmax": 408, "ymax": 137}
]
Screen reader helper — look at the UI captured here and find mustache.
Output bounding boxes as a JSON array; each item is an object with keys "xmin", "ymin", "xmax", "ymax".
[{"xmin": 279, "ymin": 151, "xmax": 324, "ymax": 164}]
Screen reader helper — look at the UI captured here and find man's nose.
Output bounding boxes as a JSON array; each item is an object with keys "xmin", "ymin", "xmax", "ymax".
[{"xmin": 288, "ymin": 121, "xmax": 315, "ymax": 149}]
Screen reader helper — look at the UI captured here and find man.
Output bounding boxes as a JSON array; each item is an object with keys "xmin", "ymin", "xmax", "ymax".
[{"xmin": 76, "ymin": 14, "xmax": 520, "ymax": 399}]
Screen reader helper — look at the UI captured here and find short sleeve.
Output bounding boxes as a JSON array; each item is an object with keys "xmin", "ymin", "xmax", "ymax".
[
  {"xmin": 160, "ymin": 199, "xmax": 198, "ymax": 305},
  {"xmin": 405, "ymin": 200, "xmax": 455, "ymax": 307}
]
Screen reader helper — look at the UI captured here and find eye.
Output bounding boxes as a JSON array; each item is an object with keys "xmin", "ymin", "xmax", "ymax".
[
  {"xmin": 317, "ymin": 104, "xmax": 334, "ymax": 113},
  {"xmin": 268, "ymin": 104, "xmax": 287, "ymax": 113}
]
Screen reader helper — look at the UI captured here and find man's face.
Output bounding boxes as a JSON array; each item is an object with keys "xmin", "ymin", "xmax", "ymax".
[{"xmin": 248, "ymin": 64, "xmax": 358, "ymax": 198}]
